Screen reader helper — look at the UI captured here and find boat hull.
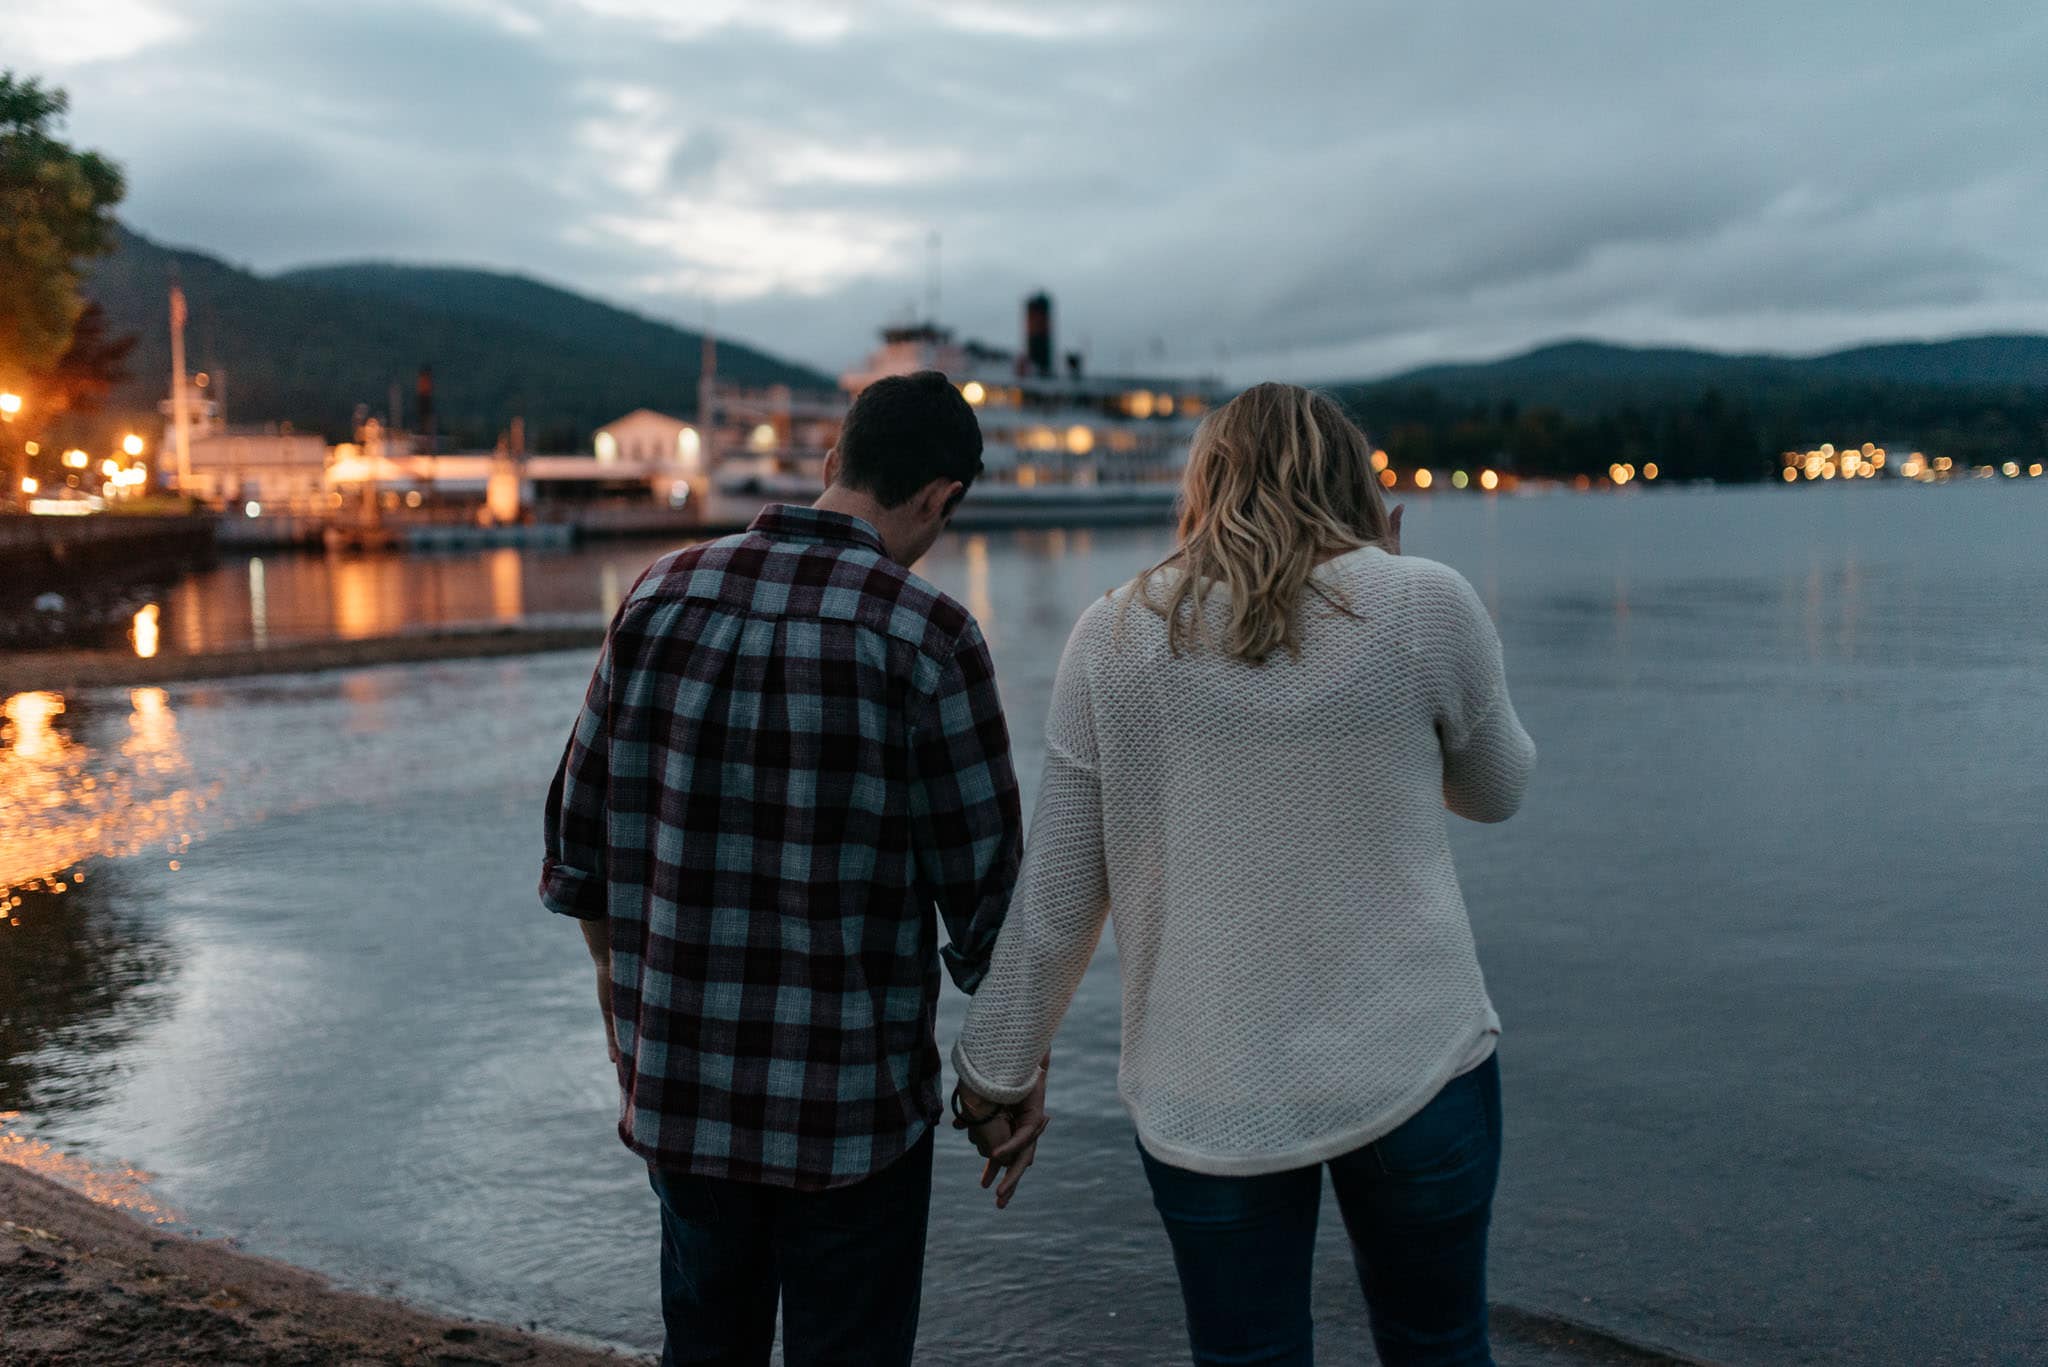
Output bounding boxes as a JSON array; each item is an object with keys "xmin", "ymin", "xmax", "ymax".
[{"xmin": 705, "ymin": 477, "xmax": 1179, "ymax": 530}]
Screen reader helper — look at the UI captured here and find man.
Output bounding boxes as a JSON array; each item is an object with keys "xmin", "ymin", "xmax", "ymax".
[{"xmin": 540, "ymin": 370, "xmax": 1045, "ymax": 1366}]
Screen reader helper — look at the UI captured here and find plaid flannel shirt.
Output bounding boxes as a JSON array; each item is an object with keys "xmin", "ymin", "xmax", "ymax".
[{"xmin": 540, "ymin": 505, "xmax": 1022, "ymax": 1189}]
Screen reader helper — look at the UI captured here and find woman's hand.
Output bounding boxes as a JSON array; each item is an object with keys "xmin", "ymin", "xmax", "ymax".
[
  {"xmin": 973, "ymin": 1054, "xmax": 1052, "ymax": 1210},
  {"xmin": 1386, "ymin": 503, "xmax": 1405, "ymax": 555}
]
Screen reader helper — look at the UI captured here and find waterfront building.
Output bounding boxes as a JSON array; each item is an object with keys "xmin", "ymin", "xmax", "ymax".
[
  {"xmin": 180, "ymin": 429, "xmax": 329, "ymax": 509},
  {"xmin": 703, "ymin": 293, "xmax": 1230, "ymax": 520},
  {"xmin": 155, "ymin": 370, "xmax": 326, "ymax": 510},
  {"xmin": 593, "ymin": 409, "xmax": 704, "ymax": 470}
]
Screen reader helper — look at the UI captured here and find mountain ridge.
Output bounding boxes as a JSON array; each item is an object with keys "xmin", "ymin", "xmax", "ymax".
[
  {"xmin": 82, "ymin": 226, "xmax": 832, "ymax": 450},
  {"xmin": 1344, "ymin": 333, "xmax": 2048, "ymax": 412},
  {"xmin": 1324, "ymin": 331, "xmax": 2048, "ymax": 483}
]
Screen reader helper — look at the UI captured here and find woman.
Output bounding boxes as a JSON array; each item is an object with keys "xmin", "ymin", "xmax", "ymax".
[{"xmin": 952, "ymin": 383, "xmax": 1536, "ymax": 1366}]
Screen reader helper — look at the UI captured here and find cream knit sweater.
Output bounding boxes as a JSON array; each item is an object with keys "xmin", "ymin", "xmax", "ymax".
[{"xmin": 952, "ymin": 546, "xmax": 1535, "ymax": 1176}]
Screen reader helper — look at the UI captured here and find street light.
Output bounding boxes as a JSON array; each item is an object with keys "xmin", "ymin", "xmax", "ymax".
[
  {"xmin": 1, "ymin": 393, "xmax": 22, "ymax": 511},
  {"xmin": 122, "ymin": 433, "xmax": 144, "ymax": 457}
]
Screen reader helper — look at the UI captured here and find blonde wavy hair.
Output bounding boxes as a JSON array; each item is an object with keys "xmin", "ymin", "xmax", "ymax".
[{"xmin": 1135, "ymin": 382, "xmax": 1393, "ymax": 662}]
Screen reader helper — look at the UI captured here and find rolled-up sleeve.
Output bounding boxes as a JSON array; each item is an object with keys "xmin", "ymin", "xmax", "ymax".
[
  {"xmin": 908, "ymin": 623, "xmax": 1023, "ymax": 994},
  {"xmin": 540, "ymin": 636, "xmax": 613, "ymax": 920}
]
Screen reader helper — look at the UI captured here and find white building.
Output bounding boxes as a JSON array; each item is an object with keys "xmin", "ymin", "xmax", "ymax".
[
  {"xmin": 181, "ymin": 429, "xmax": 329, "ymax": 508},
  {"xmin": 594, "ymin": 408, "xmax": 703, "ymax": 472}
]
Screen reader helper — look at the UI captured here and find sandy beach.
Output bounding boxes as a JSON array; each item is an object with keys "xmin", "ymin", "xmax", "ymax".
[{"xmin": 0, "ymin": 1163, "xmax": 642, "ymax": 1366}]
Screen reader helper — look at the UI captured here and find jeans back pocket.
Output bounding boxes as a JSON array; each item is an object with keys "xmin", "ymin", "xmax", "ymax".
[{"xmin": 1371, "ymin": 1065, "xmax": 1491, "ymax": 1177}]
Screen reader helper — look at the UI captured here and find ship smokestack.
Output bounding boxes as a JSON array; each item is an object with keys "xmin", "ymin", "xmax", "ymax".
[{"xmin": 1024, "ymin": 292, "xmax": 1053, "ymax": 379}]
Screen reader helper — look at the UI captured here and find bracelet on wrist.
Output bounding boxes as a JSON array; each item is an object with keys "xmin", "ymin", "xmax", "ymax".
[{"xmin": 949, "ymin": 1085, "xmax": 1003, "ymax": 1128}]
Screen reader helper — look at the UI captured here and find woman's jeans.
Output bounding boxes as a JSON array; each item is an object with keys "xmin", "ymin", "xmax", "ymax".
[{"xmin": 1139, "ymin": 1052, "xmax": 1502, "ymax": 1367}]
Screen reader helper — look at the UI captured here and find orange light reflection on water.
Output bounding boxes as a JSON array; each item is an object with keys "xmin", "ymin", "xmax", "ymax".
[
  {"xmin": 132, "ymin": 603, "xmax": 160, "ymax": 659},
  {"xmin": 489, "ymin": 547, "xmax": 524, "ymax": 622},
  {"xmin": 0, "ymin": 1113, "xmax": 178, "ymax": 1225},
  {"xmin": 332, "ymin": 558, "xmax": 384, "ymax": 640},
  {"xmin": 964, "ymin": 535, "xmax": 993, "ymax": 629},
  {"xmin": 4, "ymin": 691, "xmax": 64, "ymax": 762},
  {"xmin": 1, "ymin": 687, "xmax": 215, "ymax": 903}
]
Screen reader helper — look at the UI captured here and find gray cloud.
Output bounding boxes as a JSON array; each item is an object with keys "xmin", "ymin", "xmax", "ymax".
[
  {"xmin": 27, "ymin": 0, "xmax": 2048, "ymax": 380},
  {"xmin": 665, "ymin": 127, "xmax": 728, "ymax": 188}
]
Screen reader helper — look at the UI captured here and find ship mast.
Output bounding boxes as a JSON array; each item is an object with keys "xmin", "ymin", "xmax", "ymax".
[
  {"xmin": 169, "ymin": 281, "xmax": 192, "ymax": 495},
  {"xmin": 698, "ymin": 301, "xmax": 718, "ymax": 471}
]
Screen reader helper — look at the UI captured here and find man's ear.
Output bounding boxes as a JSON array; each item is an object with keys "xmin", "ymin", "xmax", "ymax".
[
  {"xmin": 925, "ymin": 478, "xmax": 965, "ymax": 522},
  {"xmin": 822, "ymin": 447, "xmax": 842, "ymax": 486}
]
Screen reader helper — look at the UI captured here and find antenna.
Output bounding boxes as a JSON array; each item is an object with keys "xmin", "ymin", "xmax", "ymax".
[{"xmin": 925, "ymin": 229, "xmax": 941, "ymax": 324}]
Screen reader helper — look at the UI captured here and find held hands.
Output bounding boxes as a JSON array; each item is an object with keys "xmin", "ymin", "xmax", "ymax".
[{"xmin": 951, "ymin": 1053, "xmax": 1051, "ymax": 1210}]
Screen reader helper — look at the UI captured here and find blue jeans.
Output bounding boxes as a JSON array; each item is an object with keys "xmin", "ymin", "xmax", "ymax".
[
  {"xmin": 646, "ymin": 1128, "xmax": 933, "ymax": 1367},
  {"xmin": 1139, "ymin": 1052, "xmax": 1502, "ymax": 1367}
]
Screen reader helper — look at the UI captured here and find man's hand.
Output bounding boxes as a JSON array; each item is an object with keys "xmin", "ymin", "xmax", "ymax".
[
  {"xmin": 957, "ymin": 1053, "xmax": 1051, "ymax": 1210},
  {"xmin": 953, "ymin": 1083, "xmax": 1012, "ymax": 1157},
  {"xmin": 579, "ymin": 917, "xmax": 619, "ymax": 1066},
  {"xmin": 1386, "ymin": 503, "xmax": 1405, "ymax": 555}
]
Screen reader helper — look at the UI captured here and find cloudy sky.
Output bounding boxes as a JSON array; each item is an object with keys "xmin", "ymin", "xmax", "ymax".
[{"xmin": 17, "ymin": 0, "xmax": 2048, "ymax": 380}]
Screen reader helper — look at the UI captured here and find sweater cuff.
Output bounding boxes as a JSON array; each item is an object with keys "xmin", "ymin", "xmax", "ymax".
[{"xmin": 950, "ymin": 1037, "xmax": 1037, "ymax": 1107}]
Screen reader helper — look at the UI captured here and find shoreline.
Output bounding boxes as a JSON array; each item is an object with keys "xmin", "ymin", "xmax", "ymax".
[
  {"xmin": 1, "ymin": 631, "xmax": 1713, "ymax": 1367},
  {"xmin": 0, "ymin": 1162, "xmax": 640, "ymax": 1365},
  {"xmin": 0, "ymin": 624, "xmax": 605, "ymax": 694},
  {"xmin": 0, "ymin": 1159, "xmax": 1708, "ymax": 1367}
]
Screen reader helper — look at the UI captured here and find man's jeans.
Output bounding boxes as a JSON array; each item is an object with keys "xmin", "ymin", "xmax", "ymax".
[
  {"xmin": 647, "ymin": 1128, "xmax": 934, "ymax": 1367},
  {"xmin": 1139, "ymin": 1052, "xmax": 1503, "ymax": 1367}
]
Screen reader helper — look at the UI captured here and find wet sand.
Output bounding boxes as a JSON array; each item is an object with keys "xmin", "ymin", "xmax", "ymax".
[
  {"xmin": 0, "ymin": 626, "xmax": 605, "ymax": 694},
  {"xmin": 0, "ymin": 1164, "xmax": 640, "ymax": 1365}
]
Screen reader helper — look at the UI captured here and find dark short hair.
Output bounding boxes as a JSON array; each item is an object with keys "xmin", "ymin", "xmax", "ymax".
[{"xmin": 834, "ymin": 370, "xmax": 983, "ymax": 508}]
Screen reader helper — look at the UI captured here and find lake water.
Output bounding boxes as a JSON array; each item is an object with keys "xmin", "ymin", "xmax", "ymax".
[{"xmin": 3, "ymin": 484, "xmax": 2044, "ymax": 1365}]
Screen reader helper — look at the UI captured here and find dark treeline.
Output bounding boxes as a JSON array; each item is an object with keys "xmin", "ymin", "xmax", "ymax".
[{"xmin": 1328, "ymin": 380, "xmax": 2048, "ymax": 482}]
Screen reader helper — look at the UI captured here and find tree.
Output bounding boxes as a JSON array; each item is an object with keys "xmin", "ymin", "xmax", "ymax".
[
  {"xmin": 39, "ymin": 299, "xmax": 136, "ymax": 420},
  {"xmin": 1, "ymin": 73, "xmax": 126, "ymax": 389}
]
